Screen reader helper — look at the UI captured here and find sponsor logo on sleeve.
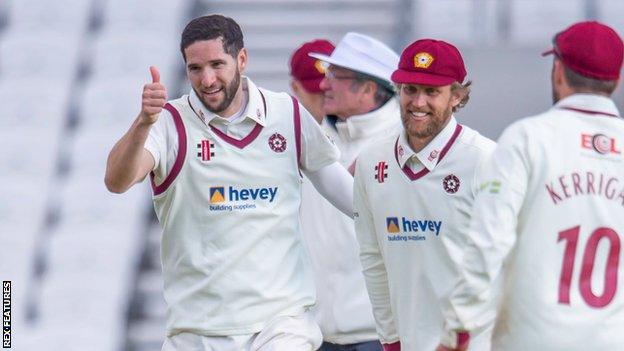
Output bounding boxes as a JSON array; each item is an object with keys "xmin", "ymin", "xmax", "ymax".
[{"xmin": 479, "ymin": 180, "xmax": 501, "ymax": 194}]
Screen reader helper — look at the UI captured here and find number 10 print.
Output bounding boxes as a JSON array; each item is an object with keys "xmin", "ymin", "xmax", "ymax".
[{"xmin": 558, "ymin": 226, "xmax": 621, "ymax": 308}]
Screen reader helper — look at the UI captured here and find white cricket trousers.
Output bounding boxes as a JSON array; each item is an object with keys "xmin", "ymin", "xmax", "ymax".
[{"xmin": 162, "ymin": 311, "xmax": 323, "ymax": 351}]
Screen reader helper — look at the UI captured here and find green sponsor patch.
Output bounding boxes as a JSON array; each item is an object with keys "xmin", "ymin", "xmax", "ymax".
[{"xmin": 479, "ymin": 180, "xmax": 501, "ymax": 194}]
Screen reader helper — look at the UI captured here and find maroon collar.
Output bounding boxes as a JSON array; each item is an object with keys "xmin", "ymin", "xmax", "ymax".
[
  {"xmin": 394, "ymin": 124, "xmax": 463, "ymax": 181},
  {"xmin": 189, "ymin": 91, "xmax": 267, "ymax": 149},
  {"xmin": 559, "ymin": 106, "xmax": 619, "ymax": 118}
]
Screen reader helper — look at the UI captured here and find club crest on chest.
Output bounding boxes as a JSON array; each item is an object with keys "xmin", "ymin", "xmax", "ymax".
[
  {"xmin": 268, "ymin": 133, "xmax": 287, "ymax": 153},
  {"xmin": 443, "ymin": 174, "xmax": 460, "ymax": 194}
]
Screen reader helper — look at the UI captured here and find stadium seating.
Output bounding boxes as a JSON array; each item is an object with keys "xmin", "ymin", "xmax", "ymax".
[
  {"xmin": 5, "ymin": 0, "xmax": 92, "ymax": 34},
  {"xmin": 0, "ymin": 32, "xmax": 81, "ymax": 80},
  {"xmin": 90, "ymin": 33, "xmax": 179, "ymax": 84}
]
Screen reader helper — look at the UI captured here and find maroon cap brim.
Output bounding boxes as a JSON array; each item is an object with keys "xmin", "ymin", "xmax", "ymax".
[
  {"xmin": 299, "ymin": 77, "xmax": 324, "ymax": 93},
  {"xmin": 541, "ymin": 48, "xmax": 555, "ymax": 57},
  {"xmin": 391, "ymin": 69, "xmax": 456, "ymax": 87}
]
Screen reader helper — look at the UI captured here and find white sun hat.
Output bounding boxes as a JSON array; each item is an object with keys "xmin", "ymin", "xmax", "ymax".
[{"xmin": 309, "ymin": 32, "xmax": 399, "ymax": 84}]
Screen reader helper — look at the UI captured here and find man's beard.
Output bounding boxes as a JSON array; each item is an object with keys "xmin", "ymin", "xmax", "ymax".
[
  {"xmin": 201, "ymin": 68, "xmax": 241, "ymax": 114},
  {"xmin": 402, "ymin": 104, "xmax": 453, "ymax": 140}
]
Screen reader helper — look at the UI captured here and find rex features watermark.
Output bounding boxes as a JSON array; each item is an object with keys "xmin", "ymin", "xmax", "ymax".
[{"xmin": 3, "ymin": 281, "xmax": 10, "ymax": 349}]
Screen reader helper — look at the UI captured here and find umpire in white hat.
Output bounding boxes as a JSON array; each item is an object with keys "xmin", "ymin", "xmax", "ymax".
[
  {"xmin": 310, "ymin": 32, "xmax": 400, "ymax": 128},
  {"xmin": 299, "ymin": 32, "xmax": 401, "ymax": 351}
]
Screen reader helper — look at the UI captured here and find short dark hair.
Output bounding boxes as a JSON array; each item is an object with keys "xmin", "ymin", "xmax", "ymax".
[
  {"xmin": 180, "ymin": 15, "xmax": 244, "ymax": 61},
  {"xmin": 350, "ymin": 71, "xmax": 395, "ymax": 106},
  {"xmin": 563, "ymin": 64, "xmax": 617, "ymax": 95}
]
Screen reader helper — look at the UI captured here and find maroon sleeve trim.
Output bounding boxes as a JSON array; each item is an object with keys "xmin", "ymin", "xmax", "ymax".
[
  {"xmin": 382, "ymin": 341, "xmax": 401, "ymax": 351},
  {"xmin": 150, "ymin": 103, "xmax": 187, "ymax": 196},
  {"xmin": 457, "ymin": 331, "xmax": 470, "ymax": 348},
  {"xmin": 291, "ymin": 95, "xmax": 302, "ymax": 172}
]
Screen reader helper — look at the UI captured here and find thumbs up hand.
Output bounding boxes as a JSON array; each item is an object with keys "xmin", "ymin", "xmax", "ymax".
[{"xmin": 139, "ymin": 66, "xmax": 168, "ymax": 125}]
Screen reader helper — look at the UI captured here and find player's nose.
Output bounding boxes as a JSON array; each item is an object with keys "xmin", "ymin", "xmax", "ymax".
[{"xmin": 201, "ymin": 70, "xmax": 218, "ymax": 87}]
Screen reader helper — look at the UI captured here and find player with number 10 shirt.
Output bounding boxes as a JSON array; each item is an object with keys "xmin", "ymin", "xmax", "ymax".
[{"xmin": 439, "ymin": 21, "xmax": 624, "ymax": 351}]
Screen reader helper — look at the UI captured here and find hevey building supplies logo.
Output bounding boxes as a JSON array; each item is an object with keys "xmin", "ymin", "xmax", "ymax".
[
  {"xmin": 209, "ymin": 185, "xmax": 278, "ymax": 212},
  {"xmin": 385, "ymin": 216, "xmax": 442, "ymax": 242}
]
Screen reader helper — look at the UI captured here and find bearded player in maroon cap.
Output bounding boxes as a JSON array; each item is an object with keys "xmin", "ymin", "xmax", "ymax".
[
  {"xmin": 353, "ymin": 38, "xmax": 496, "ymax": 351},
  {"xmin": 437, "ymin": 21, "xmax": 624, "ymax": 351}
]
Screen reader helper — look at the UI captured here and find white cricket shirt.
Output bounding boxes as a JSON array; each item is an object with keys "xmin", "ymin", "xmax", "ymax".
[
  {"xmin": 300, "ymin": 98, "xmax": 401, "ymax": 344},
  {"xmin": 353, "ymin": 117, "xmax": 496, "ymax": 350},
  {"xmin": 444, "ymin": 94, "xmax": 624, "ymax": 351},
  {"xmin": 144, "ymin": 77, "xmax": 339, "ymax": 336}
]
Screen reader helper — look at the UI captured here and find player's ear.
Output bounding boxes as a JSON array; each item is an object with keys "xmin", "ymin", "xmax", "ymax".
[
  {"xmin": 291, "ymin": 80, "xmax": 303, "ymax": 96},
  {"xmin": 450, "ymin": 84, "xmax": 463, "ymax": 108},
  {"xmin": 355, "ymin": 80, "xmax": 377, "ymax": 106},
  {"xmin": 553, "ymin": 59, "xmax": 566, "ymax": 88},
  {"xmin": 237, "ymin": 48, "xmax": 248, "ymax": 73}
]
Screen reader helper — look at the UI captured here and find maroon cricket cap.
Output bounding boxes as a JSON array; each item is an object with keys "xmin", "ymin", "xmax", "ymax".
[
  {"xmin": 542, "ymin": 21, "xmax": 624, "ymax": 80},
  {"xmin": 391, "ymin": 39, "xmax": 466, "ymax": 86},
  {"xmin": 289, "ymin": 39, "xmax": 335, "ymax": 93}
]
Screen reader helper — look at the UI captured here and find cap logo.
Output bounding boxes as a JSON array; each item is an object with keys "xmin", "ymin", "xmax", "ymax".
[
  {"xmin": 414, "ymin": 52, "xmax": 434, "ymax": 69},
  {"xmin": 314, "ymin": 60, "xmax": 327, "ymax": 74}
]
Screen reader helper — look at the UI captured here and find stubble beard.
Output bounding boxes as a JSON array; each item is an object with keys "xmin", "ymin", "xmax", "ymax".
[
  {"xmin": 200, "ymin": 68, "xmax": 241, "ymax": 114},
  {"xmin": 402, "ymin": 104, "xmax": 453, "ymax": 142}
]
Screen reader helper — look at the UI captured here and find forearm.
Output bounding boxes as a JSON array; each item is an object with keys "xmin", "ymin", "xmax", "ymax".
[
  {"xmin": 105, "ymin": 116, "xmax": 153, "ymax": 193},
  {"xmin": 442, "ymin": 126, "xmax": 529, "ymax": 348},
  {"xmin": 353, "ymin": 172, "xmax": 399, "ymax": 344},
  {"xmin": 303, "ymin": 161, "xmax": 353, "ymax": 218},
  {"xmin": 361, "ymin": 254, "xmax": 399, "ymax": 344}
]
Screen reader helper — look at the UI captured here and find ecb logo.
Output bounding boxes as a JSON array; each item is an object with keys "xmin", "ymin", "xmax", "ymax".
[{"xmin": 581, "ymin": 133, "xmax": 621, "ymax": 155}]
